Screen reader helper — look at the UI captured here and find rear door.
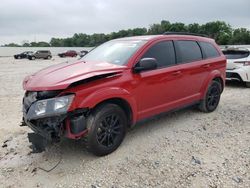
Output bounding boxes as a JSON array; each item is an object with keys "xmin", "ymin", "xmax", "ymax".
[
  {"xmin": 41, "ymin": 51, "xmax": 47, "ymax": 58},
  {"xmin": 173, "ymin": 40, "xmax": 211, "ymax": 101}
]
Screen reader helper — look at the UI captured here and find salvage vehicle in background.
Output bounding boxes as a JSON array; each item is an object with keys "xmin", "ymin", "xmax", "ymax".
[
  {"xmin": 22, "ymin": 33, "xmax": 226, "ymax": 156},
  {"xmin": 14, "ymin": 51, "xmax": 33, "ymax": 59},
  {"xmin": 222, "ymin": 47, "xmax": 250, "ymax": 87},
  {"xmin": 58, "ymin": 50, "xmax": 78, "ymax": 57},
  {"xmin": 28, "ymin": 50, "xmax": 52, "ymax": 60}
]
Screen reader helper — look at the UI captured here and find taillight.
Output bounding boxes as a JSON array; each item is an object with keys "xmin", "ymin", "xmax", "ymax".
[{"xmin": 234, "ymin": 61, "xmax": 250, "ymax": 66}]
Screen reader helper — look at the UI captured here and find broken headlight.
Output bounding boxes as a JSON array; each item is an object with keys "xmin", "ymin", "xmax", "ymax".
[{"xmin": 26, "ymin": 94, "xmax": 74, "ymax": 120}]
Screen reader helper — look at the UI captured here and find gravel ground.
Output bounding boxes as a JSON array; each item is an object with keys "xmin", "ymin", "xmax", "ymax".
[{"xmin": 0, "ymin": 57, "xmax": 249, "ymax": 188}]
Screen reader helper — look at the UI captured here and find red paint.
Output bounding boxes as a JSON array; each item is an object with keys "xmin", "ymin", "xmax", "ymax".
[{"xmin": 23, "ymin": 35, "xmax": 226, "ymax": 139}]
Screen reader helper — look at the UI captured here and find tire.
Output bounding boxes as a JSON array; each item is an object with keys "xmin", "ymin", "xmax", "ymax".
[
  {"xmin": 198, "ymin": 80, "xmax": 222, "ymax": 113},
  {"xmin": 246, "ymin": 82, "xmax": 250, "ymax": 88},
  {"xmin": 85, "ymin": 103, "xmax": 127, "ymax": 156},
  {"xmin": 32, "ymin": 56, "xmax": 35, "ymax": 60},
  {"xmin": 47, "ymin": 55, "xmax": 52, "ymax": 59},
  {"xmin": 17, "ymin": 56, "xmax": 21, "ymax": 59}
]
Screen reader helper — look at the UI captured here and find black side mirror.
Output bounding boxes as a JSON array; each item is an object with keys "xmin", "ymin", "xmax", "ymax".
[{"xmin": 133, "ymin": 58, "xmax": 157, "ymax": 73}]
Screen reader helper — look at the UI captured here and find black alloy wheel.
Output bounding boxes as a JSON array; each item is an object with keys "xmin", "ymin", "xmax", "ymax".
[
  {"xmin": 96, "ymin": 114, "xmax": 122, "ymax": 147},
  {"xmin": 85, "ymin": 103, "xmax": 127, "ymax": 156},
  {"xmin": 198, "ymin": 80, "xmax": 222, "ymax": 112},
  {"xmin": 206, "ymin": 83, "xmax": 220, "ymax": 111}
]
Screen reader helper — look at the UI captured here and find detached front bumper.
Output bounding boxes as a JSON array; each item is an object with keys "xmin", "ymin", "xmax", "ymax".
[
  {"xmin": 22, "ymin": 110, "xmax": 89, "ymax": 152},
  {"xmin": 23, "ymin": 108, "xmax": 89, "ymax": 140},
  {"xmin": 23, "ymin": 113, "xmax": 66, "ymax": 141},
  {"xmin": 22, "ymin": 91, "xmax": 89, "ymax": 152}
]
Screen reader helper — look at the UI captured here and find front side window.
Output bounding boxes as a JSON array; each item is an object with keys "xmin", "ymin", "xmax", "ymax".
[
  {"xmin": 82, "ymin": 40, "xmax": 146, "ymax": 65},
  {"xmin": 175, "ymin": 40, "xmax": 202, "ymax": 63},
  {"xmin": 142, "ymin": 41, "xmax": 176, "ymax": 68}
]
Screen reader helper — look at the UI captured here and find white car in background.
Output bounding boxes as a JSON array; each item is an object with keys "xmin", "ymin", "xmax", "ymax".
[{"xmin": 222, "ymin": 47, "xmax": 250, "ymax": 87}]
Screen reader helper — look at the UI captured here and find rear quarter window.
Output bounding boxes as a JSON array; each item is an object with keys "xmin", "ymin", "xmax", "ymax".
[
  {"xmin": 199, "ymin": 42, "xmax": 220, "ymax": 59},
  {"xmin": 175, "ymin": 40, "xmax": 202, "ymax": 64}
]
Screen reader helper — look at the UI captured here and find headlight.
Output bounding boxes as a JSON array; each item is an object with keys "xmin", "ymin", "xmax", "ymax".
[{"xmin": 27, "ymin": 95, "xmax": 74, "ymax": 120}]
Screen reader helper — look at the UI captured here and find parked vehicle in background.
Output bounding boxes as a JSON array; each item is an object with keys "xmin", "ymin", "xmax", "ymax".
[
  {"xmin": 14, "ymin": 51, "xmax": 33, "ymax": 59},
  {"xmin": 222, "ymin": 47, "xmax": 250, "ymax": 87},
  {"xmin": 22, "ymin": 33, "xmax": 226, "ymax": 156},
  {"xmin": 58, "ymin": 50, "xmax": 78, "ymax": 57},
  {"xmin": 28, "ymin": 50, "xmax": 52, "ymax": 60},
  {"xmin": 79, "ymin": 50, "xmax": 88, "ymax": 58}
]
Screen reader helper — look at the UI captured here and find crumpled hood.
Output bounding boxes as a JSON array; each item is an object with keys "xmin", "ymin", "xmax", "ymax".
[{"xmin": 23, "ymin": 60, "xmax": 126, "ymax": 91}]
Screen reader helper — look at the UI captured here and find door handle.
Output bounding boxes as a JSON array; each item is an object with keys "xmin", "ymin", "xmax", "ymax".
[
  {"xmin": 171, "ymin": 70, "xmax": 182, "ymax": 76},
  {"xmin": 201, "ymin": 64, "xmax": 210, "ymax": 68}
]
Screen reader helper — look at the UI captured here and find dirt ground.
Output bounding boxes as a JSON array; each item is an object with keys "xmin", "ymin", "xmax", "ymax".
[{"xmin": 0, "ymin": 57, "xmax": 249, "ymax": 188}]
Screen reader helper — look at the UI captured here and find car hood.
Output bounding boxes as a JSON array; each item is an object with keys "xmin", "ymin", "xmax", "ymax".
[{"xmin": 23, "ymin": 60, "xmax": 127, "ymax": 91}]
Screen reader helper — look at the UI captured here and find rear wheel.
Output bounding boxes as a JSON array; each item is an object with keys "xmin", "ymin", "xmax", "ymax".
[
  {"xmin": 47, "ymin": 55, "xmax": 52, "ymax": 59},
  {"xmin": 246, "ymin": 82, "xmax": 250, "ymax": 88},
  {"xmin": 85, "ymin": 103, "xmax": 127, "ymax": 156},
  {"xmin": 198, "ymin": 80, "xmax": 222, "ymax": 112}
]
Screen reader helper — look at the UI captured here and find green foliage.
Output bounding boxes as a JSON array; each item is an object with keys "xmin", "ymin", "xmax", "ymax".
[
  {"xmin": 3, "ymin": 20, "xmax": 250, "ymax": 47},
  {"xmin": 229, "ymin": 28, "xmax": 250, "ymax": 44},
  {"xmin": 3, "ymin": 43, "xmax": 21, "ymax": 47}
]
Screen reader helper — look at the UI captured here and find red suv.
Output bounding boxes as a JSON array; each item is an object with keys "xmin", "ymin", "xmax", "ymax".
[
  {"xmin": 22, "ymin": 33, "xmax": 226, "ymax": 156},
  {"xmin": 58, "ymin": 50, "xmax": 78, "ymax": 57}
]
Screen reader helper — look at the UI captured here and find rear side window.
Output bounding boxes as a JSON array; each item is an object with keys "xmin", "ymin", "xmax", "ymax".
[
  {"xmin": 142, "ymin": 41, "xmax": 176, "ymax": 68},
  {"xmin": 199, "ymin": 42, "xmax": 220, "ymax": 59},
  {"xmin": 222, "ymin": 50, "xmax": 250, "ymax": 59},
  {"xmin": 175, "ymin": 41, "xmax": 202, "ymax": 63}
]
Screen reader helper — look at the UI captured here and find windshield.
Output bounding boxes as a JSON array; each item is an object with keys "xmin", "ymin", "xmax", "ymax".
[{"xmin": 82, "ymin": 40, "xmax": 147, "ymax": 65}]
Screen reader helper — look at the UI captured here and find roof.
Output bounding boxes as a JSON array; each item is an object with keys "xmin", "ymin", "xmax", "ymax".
[{"xmin": 114, "ymin": 34, "xmax": 213, "ymax": 42}]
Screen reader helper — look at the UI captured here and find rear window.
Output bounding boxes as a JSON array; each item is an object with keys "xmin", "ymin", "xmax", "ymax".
[
  {"xmin": 175, "ymin": 41, "xmax": 202, "ymax": 64},
  {"xmin": 222, "ymin": 50, "xmax": 250, "ymax": 59},
  {"xmin": 199, "ymin": 42, "xmax": 220, "ymax": 59}
]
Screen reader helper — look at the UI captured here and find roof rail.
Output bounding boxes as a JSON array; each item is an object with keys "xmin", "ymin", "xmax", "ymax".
[{"xmin": 163, "ymin": 32, "xmax": 209, "ymax": 38}]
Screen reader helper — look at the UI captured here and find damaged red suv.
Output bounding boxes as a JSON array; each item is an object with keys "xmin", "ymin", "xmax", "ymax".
[{"xmin": 22, "ymin": 33, "xmax": 226, "ymax": 156}]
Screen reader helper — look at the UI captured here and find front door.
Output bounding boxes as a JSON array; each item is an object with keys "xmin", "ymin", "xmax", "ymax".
[{"xmin": 132, "ymin": 40, "xmax": 184, "ymax": 120}]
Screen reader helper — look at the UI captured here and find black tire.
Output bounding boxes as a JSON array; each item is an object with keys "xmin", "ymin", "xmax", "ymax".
[
  {"xmin": 246, "ymin": 82, "xmax": 250, "ymax": 88},
  {"xmin": 198, "ymin": 80, "xmax": 222, "ymax": 113},
  {"xmin": 47, "ymin": 55, "xmax": 52, "ymax": 59},
  {"xmin": 17, "ymin": 56, "xmax": 21, "ymax": 59},
  {"xmin": 85, "ymin": 103, "xmax": 127, "ymax": 156}
]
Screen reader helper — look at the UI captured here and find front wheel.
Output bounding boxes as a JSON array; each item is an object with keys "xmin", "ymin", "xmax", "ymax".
[
  {"xmin": 29, "ymin": 56, "xmax": 35, "ymax": 60},
  {"xmin": 85, "ymin": 103, "xmax": 127, "ymax": 156},
  {"xmin": 198, "ymin": 80, "xmax": 222, "ymax": 113}
]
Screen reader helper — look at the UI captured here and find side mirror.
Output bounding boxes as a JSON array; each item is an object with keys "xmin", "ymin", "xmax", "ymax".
[{"xmin": 133, "ymin": 58, "xmax": 157, "ymax": 73}]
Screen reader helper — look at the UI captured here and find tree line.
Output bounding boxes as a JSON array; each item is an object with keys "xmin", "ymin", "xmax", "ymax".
[{"xmin": 3, "ymin": 20, "xmax": 250, "ymax": 47}]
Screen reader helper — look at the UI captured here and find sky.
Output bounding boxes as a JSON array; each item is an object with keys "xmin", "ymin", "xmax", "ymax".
[{"xmin": 0, "ymin": 0, "xmax": 249, "ymax": 45}]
